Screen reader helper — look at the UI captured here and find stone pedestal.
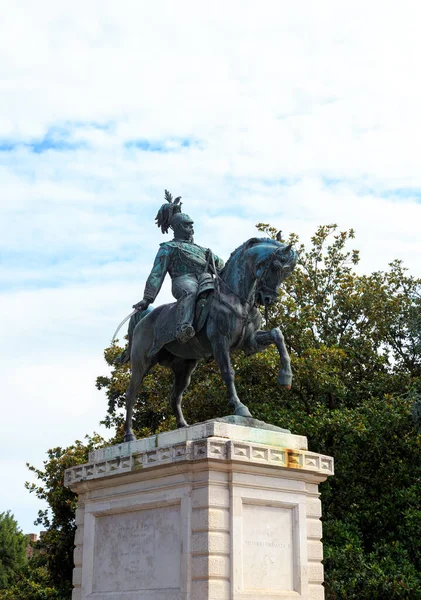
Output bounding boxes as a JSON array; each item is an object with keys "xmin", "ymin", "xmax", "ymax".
[{"xmin": 65, "ymin": 418, "xmax": 333, "ymax": 600}]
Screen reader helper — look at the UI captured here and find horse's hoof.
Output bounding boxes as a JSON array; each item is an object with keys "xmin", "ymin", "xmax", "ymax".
[
  {"xmin": 177, "ymin": 421, "xmax": 189, "ymax": 429},
  {"xmin": 124, "ymin": 433, "xmax": 136, "ymax": 442},
  {"xmin": 278, "ymin": 372, "xmax": 292, "ymax": 388},
  {"xmin": 234, "ymin": 405, "xmax": 253, "ymax": 418}
]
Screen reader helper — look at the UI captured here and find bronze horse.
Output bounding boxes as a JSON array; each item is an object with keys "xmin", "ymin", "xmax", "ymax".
[{"xmin": 122, "ymin": 237, "xmax": 298, "ymax": 442}]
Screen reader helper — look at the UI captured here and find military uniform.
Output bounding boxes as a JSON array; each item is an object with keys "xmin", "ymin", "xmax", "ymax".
[{"xmin": 143, "ymin": 239, "xmax": 224, "ymax": 341}]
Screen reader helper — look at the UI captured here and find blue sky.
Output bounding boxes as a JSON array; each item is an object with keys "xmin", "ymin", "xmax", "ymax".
[{"xmin": 1, "ymin": 0, "xmax": 421, "ymax": 534}]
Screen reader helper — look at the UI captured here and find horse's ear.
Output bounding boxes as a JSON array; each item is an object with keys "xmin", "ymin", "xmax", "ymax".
[
  {"xmin": 276, "ymin": 230, "xmax": 282, "ymax": 242},
  {"xmin": 283, "ymin": 243, "xmax": 292, "ymax": 252}
]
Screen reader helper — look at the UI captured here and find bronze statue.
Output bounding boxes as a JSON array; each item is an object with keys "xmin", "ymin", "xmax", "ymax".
[
  {"xmin": 118, "ymin": 191, "xmax": 298, "ymax": 441},
  {"xmin": 132, "ymin": 190, "xmax": 224, "ymax": 343}
]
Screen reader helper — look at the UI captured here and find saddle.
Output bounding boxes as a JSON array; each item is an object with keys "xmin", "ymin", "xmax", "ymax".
[{"xmin": 146, "ymin": 273, "xmax": 215, "ymax": 357}]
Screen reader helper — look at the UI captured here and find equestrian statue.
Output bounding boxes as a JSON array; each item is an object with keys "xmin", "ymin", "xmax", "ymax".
[{"xmin": 116, "ymin": 190, "xmax": 298, "ymax": 442}]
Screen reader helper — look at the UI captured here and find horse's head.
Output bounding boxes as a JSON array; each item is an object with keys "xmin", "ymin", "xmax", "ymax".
[
  {"xmin": 221, "ymin": 237, "xmax": 298, "ymax": 307},
  {"xmin": 254, "ymin": 241, "xmax": 298, "ymax": 307}
]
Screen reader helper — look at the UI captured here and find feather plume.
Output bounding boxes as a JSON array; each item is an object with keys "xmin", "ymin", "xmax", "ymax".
[{"xmin": 155, "ymin": 189, "xmax": 182, "ymax": 234}]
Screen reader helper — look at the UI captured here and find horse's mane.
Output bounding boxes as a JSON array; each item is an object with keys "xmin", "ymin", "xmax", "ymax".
[{"xmin": 221, "ymin": 237, "xmax": 282, "ymax": 273}]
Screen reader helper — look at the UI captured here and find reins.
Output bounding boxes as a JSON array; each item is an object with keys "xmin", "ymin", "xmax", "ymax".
[{"xmin": 206, "ymin": 245, "xmax": 285, "ymax": 330}]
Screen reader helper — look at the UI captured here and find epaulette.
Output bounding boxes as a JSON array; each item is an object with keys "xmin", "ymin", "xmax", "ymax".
[{"xmin": 159, "ymin": 241, "xmax": 180, "ymax": 249}]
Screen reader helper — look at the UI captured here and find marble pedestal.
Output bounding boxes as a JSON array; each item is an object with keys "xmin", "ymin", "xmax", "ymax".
[{"xmin": 65, "ymin": 418, "xmax": 334, "ymax": 600}]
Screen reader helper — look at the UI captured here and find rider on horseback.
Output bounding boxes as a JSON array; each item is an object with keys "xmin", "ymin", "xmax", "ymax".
[{"xmin": 133, "ymin": 191, "xmax": 225, "ymax": 343}]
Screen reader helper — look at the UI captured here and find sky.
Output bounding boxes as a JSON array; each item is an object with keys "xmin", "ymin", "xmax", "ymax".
[{"xmin": 1, "ymin": 0, "xmax": 421, "ymax": 534}]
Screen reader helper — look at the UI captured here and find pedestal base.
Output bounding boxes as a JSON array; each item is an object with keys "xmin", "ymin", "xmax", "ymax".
[{"xmin": 65, "ymin": 419, "xmax": 333, "ymax": 600}]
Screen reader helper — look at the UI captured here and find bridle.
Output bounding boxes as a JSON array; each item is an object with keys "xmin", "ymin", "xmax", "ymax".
[
  {"xmin": 256, "ymin": 245, "xmax": 289, "ymax": 289},
  {"xmin": 255, "ymin": 246, "xmax": 288, "ymax": 328},
  {"xmin": 207, "ymin": 244, "xmax": 290, "ymax": 327}
]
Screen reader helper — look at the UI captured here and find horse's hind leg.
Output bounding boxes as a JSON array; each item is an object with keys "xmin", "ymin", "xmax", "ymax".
[
  {"xmin": 169, "ymin": 358, "xmax": 199, "ymax": 428},
  {"xmin": 124, "ymin": 359, "xmax": 154, "ymax": 442}
]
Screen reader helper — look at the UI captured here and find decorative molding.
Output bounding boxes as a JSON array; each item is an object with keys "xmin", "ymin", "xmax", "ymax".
[
  {"xmin": 64, "ymin": 437, "xmax": 334, "ymax": 488},
  {"xmin": 87, "ymin": 420, "xmax": 308, "ymax": 464}
]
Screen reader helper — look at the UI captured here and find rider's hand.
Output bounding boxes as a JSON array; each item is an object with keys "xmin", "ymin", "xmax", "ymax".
[{"xmin": 132, "ymin": 299, "xmax": 151, "ymax": 312}]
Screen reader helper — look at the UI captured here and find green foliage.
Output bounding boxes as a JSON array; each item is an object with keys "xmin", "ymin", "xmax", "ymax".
[
  {"xmin": 25, "ymin": 223, "xmax": 421, "ymax": 599},
  {"xmin": 0, "ymin": 562, "xmax": 60, "ymax": 600},
  {"xmin": 288, "ymin": 394, "xmax": 421, "ymax": 599},
  {"xmin": 0, "ymin": 513, "xmax": 60, "ymax": 599},
  {"xmin": 0, "ymin": 512, "xmax": 27, "ymax": 589}
]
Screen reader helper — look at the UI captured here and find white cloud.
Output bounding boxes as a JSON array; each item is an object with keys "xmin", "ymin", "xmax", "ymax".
[{"xmin": 1, "ymin": 0, "xmax": 421, "ymax": 531}]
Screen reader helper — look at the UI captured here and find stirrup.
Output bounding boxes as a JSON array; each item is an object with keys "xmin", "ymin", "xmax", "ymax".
[{"xmin": 176, "ymin": 324, "xmax": 195, "ymax": 343}]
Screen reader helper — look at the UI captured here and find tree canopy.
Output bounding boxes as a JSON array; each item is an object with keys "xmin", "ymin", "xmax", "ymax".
[
  {"xmin": 0, "ymin": 512, "xmax": 27, "ymax": 590},
  {"xmin": 23, "ymin": 224, "xmax": 421, "ymax": 600}
]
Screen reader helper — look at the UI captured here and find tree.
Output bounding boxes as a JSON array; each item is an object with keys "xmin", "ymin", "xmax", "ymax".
[
  {"xmin": 26, "ymin": 224, "xmax": 421, "ymax": 599},
  {"xmin": 0, "ymin": 512, "xmax": 27, "ymax": 589},
  {"xmin": 0, "ymin": 561, "xmax": 60, "ymax": 600}
]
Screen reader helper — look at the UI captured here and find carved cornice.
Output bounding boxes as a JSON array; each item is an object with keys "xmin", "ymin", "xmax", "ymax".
[{"xmin": 64, "ymin": 437, "xmax": 334, "ymax": 488}]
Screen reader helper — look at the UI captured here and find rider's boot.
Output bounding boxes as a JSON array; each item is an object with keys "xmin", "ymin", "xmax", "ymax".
[{"xmin": 176, "ymin": 292, "xmax": 196, "ymax": 343}]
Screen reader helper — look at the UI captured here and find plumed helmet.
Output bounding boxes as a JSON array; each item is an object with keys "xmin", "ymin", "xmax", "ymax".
[{"xmin": 155, "ymin": 189, "xmax": 183, "ymax": 234}]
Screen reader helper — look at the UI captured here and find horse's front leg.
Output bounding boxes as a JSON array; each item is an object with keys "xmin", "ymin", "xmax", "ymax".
[
  {"xmin": 249, "ymin": 328, "xmax": 292, "ymax": 389},
  {"xmin": 211, "ymin": 337, "xmax": 252, "ymax": 418}
]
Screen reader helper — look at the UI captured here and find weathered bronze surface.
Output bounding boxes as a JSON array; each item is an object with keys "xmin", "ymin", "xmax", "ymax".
[
  {"xmin": 120, "ymin": 191, "xmax": 298, "ymax": 441},
  {"xmin": 132, "ymin": 191, "xmax": 224, "ymax": 343}
]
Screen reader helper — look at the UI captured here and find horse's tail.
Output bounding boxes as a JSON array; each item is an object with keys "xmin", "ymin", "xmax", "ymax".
[{"xmin": 114, "ymin": 306, "xmax": 153, "ymax": 365}]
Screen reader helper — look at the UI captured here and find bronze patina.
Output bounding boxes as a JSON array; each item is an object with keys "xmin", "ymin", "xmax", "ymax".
[
  {"xmin": 132, "ymin": 190, "xmax": 224, "ymax": 343},
  {"xmin": 119, "ymin": 190, "xmax": 298, "ymax": 441}
]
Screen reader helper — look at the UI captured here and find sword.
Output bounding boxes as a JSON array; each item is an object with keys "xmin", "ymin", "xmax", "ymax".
[{"xmin": 111, "ymin": 309, "xmax": 137, "ymax": 344}]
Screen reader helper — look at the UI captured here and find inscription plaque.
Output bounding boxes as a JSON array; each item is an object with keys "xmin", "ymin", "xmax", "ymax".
[
  {"xmin": 92, "ymin": 504, "xmax": 181, "ymax": 594},
  {"xmin": 242, "ymin": 503, "xmax": 294, "ymax": 592}
]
